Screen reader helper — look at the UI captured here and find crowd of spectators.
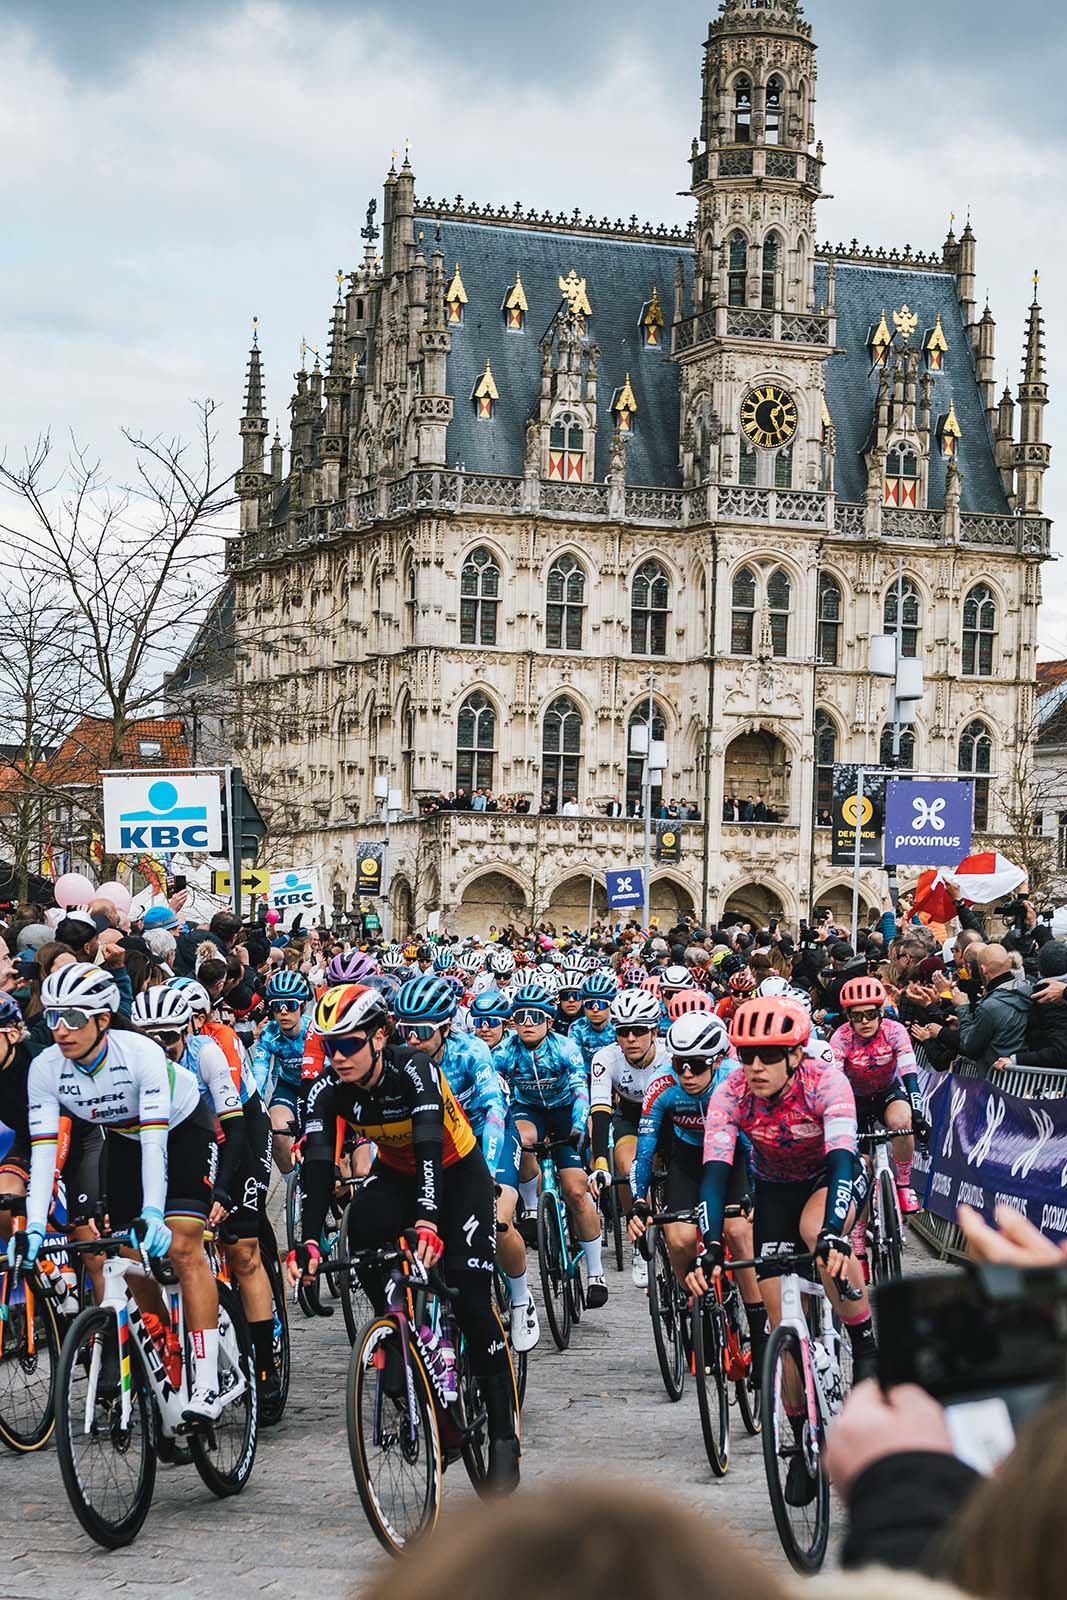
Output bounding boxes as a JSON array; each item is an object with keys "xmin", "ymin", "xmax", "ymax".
[
  {"xmin": 722, "ymin": 792, "xmax": 782, "ymax": 823},
  {"xmin": 418, "ymin": 790, "xmax": 703, "ymax": 820},
  {"xmin": 420, "ymin": 790, "xmax": 532, "ymax": 814}
]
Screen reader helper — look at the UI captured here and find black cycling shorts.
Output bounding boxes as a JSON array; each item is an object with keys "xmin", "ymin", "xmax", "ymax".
[
  {"xmin": 855, "ymin": 1085, "xmax": 911, "ymax": 1130},
  {"xmin": 106, "ymin": 1103, "xmax": 218, "ymax": 1228},
  {"xmin": 611, "ymin": 1101, "xmax": 642, "ymax": 1144},
  {"xmin": 221, "ymin": 1098, "xmax": 272, "ymax": 1242},
  {"xmin": 345, "ymin": 1149, "xmax": 497, "ymax": 1276},
  {"xmin": 666, "ymin": 1137, "xmax": 749, "ymax": 1215},
  {"xmin": 752, "ymin": 1171, "xmax": 827, "ymax": 1282},
  {"xmin": 64, "ymin": 1122, "xmax": 105, "ymax": 1226}
]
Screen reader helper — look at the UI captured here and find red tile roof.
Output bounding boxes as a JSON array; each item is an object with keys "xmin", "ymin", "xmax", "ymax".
[
  {"xmin": 1037, "ymin": 661, "xmax": 1067, "ymax": 696},
  {"xmin": 46, "ymin": 716, "xmax": 190, "ymax": 787}
]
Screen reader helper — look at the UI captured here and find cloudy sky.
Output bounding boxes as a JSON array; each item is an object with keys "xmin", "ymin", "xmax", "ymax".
[{"xmin": 2, "ymin": 0, "xmax": 1064, "ymax": 649}]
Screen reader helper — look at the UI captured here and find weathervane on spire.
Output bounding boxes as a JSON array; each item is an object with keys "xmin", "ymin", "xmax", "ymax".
[
  {"xmin": 361, "ymin": 198, "xmax": 379, "ymax": 246},
  {"xmin": 251, "ymin": 315, "xmax": 259, "ymax": 347}
]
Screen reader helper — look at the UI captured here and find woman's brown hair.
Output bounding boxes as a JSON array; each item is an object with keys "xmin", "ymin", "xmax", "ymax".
[
  {"xmin": 941, "ymin": 1394, "xmax": 1067, "ymax": 1600},
  {"xmin": 361, "ymin": 1481, "xmax": 787, "ymax": 1600}
]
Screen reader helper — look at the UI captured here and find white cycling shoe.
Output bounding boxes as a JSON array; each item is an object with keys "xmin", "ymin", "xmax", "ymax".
[
  {"xmin": 510, "ymin": 1297, "xmax": 541, "ymax": 1353},
  {"xmin": 183, "ymin": 1386, "xmax": 224, "ymax": 1424},
  {"xmin": 631, "ymin": 1247, "xmax": 648, "ymax": 1289}
]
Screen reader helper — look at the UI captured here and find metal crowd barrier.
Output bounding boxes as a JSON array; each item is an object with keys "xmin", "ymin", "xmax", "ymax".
[{"xmin": 910, "ymin": 1054, "xmax": 1067, "ymax": 1262}]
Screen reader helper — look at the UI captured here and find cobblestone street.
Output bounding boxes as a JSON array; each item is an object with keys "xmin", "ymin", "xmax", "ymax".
[{"xmin": 3, "ymin": 1194, "xmax": 949, "ymax": 1598}]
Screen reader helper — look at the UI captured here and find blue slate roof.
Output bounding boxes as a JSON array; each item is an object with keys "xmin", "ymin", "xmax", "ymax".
[
  {"xmin": 420, "ymin": 218, "xmax": 693, "ymax": 487},
  {"xmin": 408, "ymin": 219, "xmax": 1007, "ymax": 512},
  {"xmin": 817, "ymin": 261, "xmax": 1010, "ymax": 514}
]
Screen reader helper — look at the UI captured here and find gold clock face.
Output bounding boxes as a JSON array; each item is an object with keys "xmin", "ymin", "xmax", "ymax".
[{"xmin": 740, "ymin": 384, "xmax": 798, "ymax": 450}]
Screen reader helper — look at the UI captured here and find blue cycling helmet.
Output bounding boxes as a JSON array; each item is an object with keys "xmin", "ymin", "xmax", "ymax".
[
  {"xmin": 469, "ymin": 989, "xmax": 512, "ymax": 1024},
  {"xmin": 265, "ymin": 970, "xmax": 311, "ymax": 1003},
  {"xmin": 443, "ymin": 975, "xmax": 466, "ymax": 1001},
  {"xmin": 0, "ymin": 994, "xmax": 24, "ymax": 1027},
  {"xmin": 509, "ymin": 983, "xmax": 556, "ymax": 1017},
  {"xmin": 581, "ymin": 971, "xmax": 618, "ymax": 1003},
  {"xmin": 394, "ymin": 974, "xmax": 457, "ymax": 1025},
  {"xmin": 431, "ymin": 947, "xmax": 455, "ymax": 973}
]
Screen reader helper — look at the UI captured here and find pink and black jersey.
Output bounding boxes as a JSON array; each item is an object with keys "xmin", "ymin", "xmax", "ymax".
[
  {"xmin": 828, "ymin": 1018, "xmax": 918, "ymax": 1100},
  {"xmin": 702, "ymin": 1058, "xmax": 858, "ymax": 1184}
]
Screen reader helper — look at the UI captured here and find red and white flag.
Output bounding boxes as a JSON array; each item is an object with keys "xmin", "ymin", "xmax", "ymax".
[{"xmin": 946, "ymin": 851, "xmax": 1026, "ymax": 906}]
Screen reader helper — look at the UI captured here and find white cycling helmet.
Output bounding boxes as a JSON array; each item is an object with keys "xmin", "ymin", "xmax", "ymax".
[
  {"xmin": 661, "ymin": 964, "xmax": 691, "ymax": 991},
  {"xmin": 380, "ymin": 943, "xmax": 407, "ymax": 971},
  {"xmin": 807, "ymin": 1038, "xmax": 835, "ymax": 1066},
  {"xmin": 487, "ymin": 948, "xmax": 516, "ymax": 976},
  {"xmin": 132, "ymin": 986, "xmax": 192, "ymax": 1031},
  {"xmin": 167, "ymin": 976, "xmax": 212, "ymax": 1016},
  {"xmin": 666, "ymin": 1011, "xmax": 731, "ymax": 1059},
  {"xmin": 537, "ymin": 968, "xmax": 563, "ymax": 997},
  {"xmin": 456, "ymin": 949, "xmax": 484, "ymax": 975},
  {"xmin": 41, "ymin": 961, "xmax": 120, "ymax": 1017},
  {"xmin": 557, "ymin": 964, "xmax": 587, "ymax": 992},
  {"xmin": 757, "ymin": 975, "xmax": 813, "ymax": 1013},
  {"xmin": 609, "ymin": 989, "xmax": 662, "ymax": 1027}
]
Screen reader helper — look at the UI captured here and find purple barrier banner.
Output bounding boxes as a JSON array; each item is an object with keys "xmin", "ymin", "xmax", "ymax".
[{"xmin": 918, "ymin": 1071, "xmax": 1067, "ymax": 1244}]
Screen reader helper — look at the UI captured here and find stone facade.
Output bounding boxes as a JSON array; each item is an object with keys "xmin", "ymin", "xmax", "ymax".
[{"xmin": 225, "ymin": 0, "xmax": 1051, "ymax": 938}]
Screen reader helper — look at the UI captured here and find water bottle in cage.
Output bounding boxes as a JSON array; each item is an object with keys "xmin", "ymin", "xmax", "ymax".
[
  {"xmin": 416, "ymin": 1318, "xmax": 458, "ymax": 1403},
  {"xmin": 812, "ymin": 1337, "xmax": 844, "ymax": 1415}
]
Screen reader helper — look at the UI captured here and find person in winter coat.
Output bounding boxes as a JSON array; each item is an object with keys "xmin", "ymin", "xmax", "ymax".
[{"xmin": 950, "ymin": 943, "xmax": 1030, "ymax": 1079}]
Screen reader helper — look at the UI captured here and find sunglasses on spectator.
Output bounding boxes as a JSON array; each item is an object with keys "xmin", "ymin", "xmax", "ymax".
[
  {"xmin": 269, "ymin": 999, "xmax": 302, "ymax": 1014},
  {"xmin": 674, "ymin": 1057, "xmax": 714, "ymax": 1076},
  {"xmin": 849, "ymin": 1007, "xmax": 883, "ymax": 1023},
  {"xmin": 324, "ymin": 1034, "xmax": 370, "ymax": 1057},
  {"xmin": 402, "ymin": 1022, "xmax": 441, "ymax": 1042},
  {"xmin": 615, "ymin": 1025, "xmax": 654, "ymax": 1040},
  {"xmin": 513, "ymin": 1009, "xmax": 550, "ymax": 1027},
  {"xmin": 46, "ymin": 1007, "xmax": 94, "ymax": 1031},
  {"xmin": 737, "ymin": 1045, "xmax": 789, "ymax": 1066}
]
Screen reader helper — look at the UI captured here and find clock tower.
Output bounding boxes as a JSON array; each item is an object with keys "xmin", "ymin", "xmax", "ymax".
[{"xmin": 677, "ymin": 0, "xmax": 833, "ymax": 492}]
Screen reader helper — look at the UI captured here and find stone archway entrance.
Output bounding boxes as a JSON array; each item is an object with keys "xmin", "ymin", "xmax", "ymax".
[
  {"xmin": 544, "ymin": 873, "xmax": 609, "ymax": 934},
  {"xmin": 722, "ymin": 882, "xmax": 784, "ymax": 929},
  {"xmin": 455, "ymin": 870, "xmax": 528, "ymax": 937},
  {"xmin": 723, "ymin": 730, "xmax": 791, "ymax": 821}
]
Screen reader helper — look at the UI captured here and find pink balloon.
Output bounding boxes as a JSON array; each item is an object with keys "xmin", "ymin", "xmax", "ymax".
[
  {"xmin": 54, "ymin": 872, "xmax": 97, "ymax": 909},
  {"xmin": 265, "ymin": 909, "xmax": 281, "ymax": 926},
  {"xmin": 97, "ymin": 881, "xmax": 133, "ymax": 914}
]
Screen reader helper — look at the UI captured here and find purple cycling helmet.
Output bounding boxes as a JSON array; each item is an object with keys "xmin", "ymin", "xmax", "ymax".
[{"xmin": 326, "ymin": 949, "xmax": 379, "ymax": 985}]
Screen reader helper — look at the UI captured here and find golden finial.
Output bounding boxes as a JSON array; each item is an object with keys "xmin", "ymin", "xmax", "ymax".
[
  {"xmin": 391, "ymin": 148, "xmax": 398, "ymax": 164},
  {"xmin": 892, "ymin": 304, "xmax": 919, "ymax": 342},
  {"xmin": 943, "ymin": 397, "xmax": 962, "ymax": 438},
  {"xmin": 615, "ymin": 373, "xmax": 638, "ymax": 415},
  {"xmin": 1034, "ymin": 268, "xmax": 1041, "ymax": 291},
  {"xmin": 251, "ymin": 315, "xmax": 259, "ymax": 346},
  {"xmin": 473, "ymin": 359, "xmax": 499, "ymax": 401}
]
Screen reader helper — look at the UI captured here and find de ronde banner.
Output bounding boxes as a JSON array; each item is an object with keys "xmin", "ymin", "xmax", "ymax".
[{"xmin": 914, "ymin": 1069, "xmax": 1067, "ymax": 1244}]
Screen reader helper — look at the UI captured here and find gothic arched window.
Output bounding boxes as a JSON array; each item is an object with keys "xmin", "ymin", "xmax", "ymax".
[
  {"xmin": 884, "ymin": 578, "xmax": 921, "ymax": 658},
  {"xmin": 548, "ymin": 412, "xmax": 586, "ymax": 482},
  {"xmin": 546, "ymin": 553, "xmax": 586, "ymax": 651},
  {"xmin": 765, "ymin": 75, "xmax": 783, "ymax": 144},
  {"xmin": 885, "ymin": 442, "xmax": 920, "ymax": 507},
  {"xmin": 959, "ymin": 719, "xmax": 993, "ymax": 829},
  {"xmin": 880, "ymin": 724, "xmax": 916, "ymax": 770},
  {"xmin": 734, "ymin": 76, "xmax": 752, "ymax": 143},
  {"xmin": 460, "ymin": 547, "xmax": 500, "ymax": 645},
  {"xmin": 631, "ymin": 560, "xmax": 670, "ymax": 656},
  {"xmin": 728, "ymin": 231, "xmax": 748, "ymax": 306},
  {"xmin": 731, "ymin": 565, "xmax": 757, "ymax": 654},
  {"xmin": 627, "ymin": 701, "xmax": 667, "ymax": 816},
  {"xmin": 814, "ymin": 710, "xmax": 837, "ymax": 819},
  {"xmin": 542, "ymin": 696, "xmax": 583, "ymax": 809},
  {"xmin": 817, "ymin": 574, "xmax": 842, "ymax": 666},
  {"xmin": 456, "ymin": 691, "xmax": 496, "ymax": 793},
  {"xmin": 963, "ymin": 583, "xmax": 997, "ymax": 677},
  {"xmin": 767, "ymin": 566, "xmax": 791, "ymax": 658},
  {"xmin": 761, "ymin": 233, "xmax": 780, "ymax": 309}
]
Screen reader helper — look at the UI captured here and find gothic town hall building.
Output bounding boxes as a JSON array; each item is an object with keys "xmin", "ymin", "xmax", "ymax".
[{"xmin": 220, "ymin": 0, "xmax": 1051, "ymax": 936}]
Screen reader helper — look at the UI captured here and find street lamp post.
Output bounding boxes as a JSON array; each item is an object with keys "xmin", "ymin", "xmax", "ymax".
[{"xmin": 373, "ymin": 773, "xmax": 403, "ymax": 942}]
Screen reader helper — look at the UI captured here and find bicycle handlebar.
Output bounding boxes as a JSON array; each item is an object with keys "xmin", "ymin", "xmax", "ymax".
[{"xmin": 324, "ymin": 1239, "xmax": 459, "ymax": 1302}]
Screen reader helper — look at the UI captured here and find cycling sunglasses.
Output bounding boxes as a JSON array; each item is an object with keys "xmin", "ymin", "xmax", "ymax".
[
  {"xmin": 46, "ymin": 1007, "xmax": 94, "ymax": 1030},
  {"xmin": 674, "ymin": 1057, "xmax": 714, "ymax": 1076},
  {"xmin": 737, "ymin": 1045, "xmax": 789, "ymax": 1066},
  {"xmin": 147, "ymin": 1030, "xmax": 185, "ymax": 1050},
  {"xmin": 615, "ymin": 1025, "xmax": 654, "ymax": 1040},
  {"xmin": 269, "ymin": 999, "xmax": 303, "ymax": 1014},
  {"xmin": 324, "ymin": 1033, "xmax": 370, "ymax": 1057},
  {"xmin": 557, "ymin": 989, "xmax": 581, "ymax": 1002},
  {"xmin": 583, "ymin": 1000, "xmax": 609, "ymax": 1011},
  {"xmin": 472, "ymin": 1015, "xmax": 505, "ymax": 1030},
  {"xmin": 401, "ymin": 1022, "xmax": 439, "ymax": 1042},
  {"xmin": 849, "ymin": 1007, "xmax": 883, "ymax": 1024},
  {"xmin": 512, "ymin": 1008, "xmax": 551, "ymax": 1027}
]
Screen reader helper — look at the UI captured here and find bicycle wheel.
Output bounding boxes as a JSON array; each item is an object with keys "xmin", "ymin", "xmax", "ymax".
[
  {"xmin": 0, "ymin": 1271, "xmax": 60, "ymax": 1452},
  {"xmin": 601, "ymin": 1181, "xmax": 624, "ymax": 1273},
  {"xmin": 55, "ymin": 1306, "xmax": 157, "ymax": 1548},
  {"xmin": 259, "ymin": 1225, "xmax": 291, "ymax": 1425},
  {"xmin": 190, "ymin": 1282, "xmax": 258, "ymax": 1496},
  {"xmin": 647, "ymin": 1230, "xmax": 686, "ymax": 1402},
  {"xmin": 762, "ymin": 1323, "xmax": 830, "ymax": 1574},
  {"xmin": 536, "ymin": 1191, "xmax": 571, "ymax": 1351},
  {"xmin": 566, "ymin": 1211, "xmax": 586, "ymax": 1323},
  {"xmin": 492, "ymin": 1266, "xmax": 527, "ymax": 1410},
  {"xmin": 732, "ymin": 1301, "xmax": 761, "ymax": 1436},
  {"xmin": 348, "ymin": 1316, "xmax": 441, "ymax": 1557},
  {"xmin": 691, "ymin": 1294, "xmax": 730, "ymax": 1473},
  {"xmin": 874, "ymin": 1169, "xmax": 903, "ymax": 1283}
]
